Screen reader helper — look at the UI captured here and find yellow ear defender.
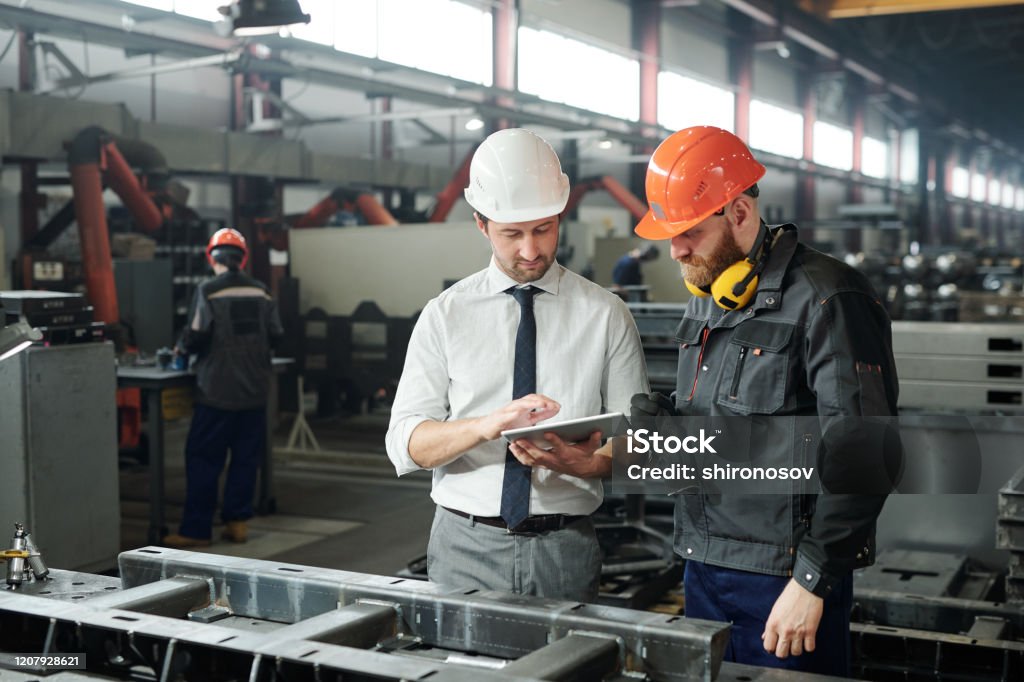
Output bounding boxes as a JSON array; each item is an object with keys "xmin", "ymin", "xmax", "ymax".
[{"xmin": 685, "ymin": 221, "xmax": 771, "ymax": 310}]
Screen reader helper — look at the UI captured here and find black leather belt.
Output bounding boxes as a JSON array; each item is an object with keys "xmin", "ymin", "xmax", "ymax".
[{"xmin": 443, "ymin": 507, "xmax": 584, "ymax": 534}]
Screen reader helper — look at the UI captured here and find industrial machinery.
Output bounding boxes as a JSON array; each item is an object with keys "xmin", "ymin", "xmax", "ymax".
[
  {"xmin": 2, "ymin": 523, "xmax": 50, "ymax": 589},
  {"xmin": 893, "ymin": 321, "xmax": 1024, "ymax": 413},
  {"xmin": 0, "ymin": 548, "xmax": 736, "ymax": 682}
]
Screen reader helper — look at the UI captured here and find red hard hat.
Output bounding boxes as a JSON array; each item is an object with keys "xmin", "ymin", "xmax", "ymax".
[
  {"xmin": 635, "ymin": 126, "xmax": 766, "ymax": 240},
  {"xmin": 206, "ymin": 228, "xmax": 249, "ymax": 267}
]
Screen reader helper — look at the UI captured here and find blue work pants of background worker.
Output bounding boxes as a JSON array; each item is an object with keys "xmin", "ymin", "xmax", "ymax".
[{"xmin": 178, "ymin": 404, "xmax": 265, "ymax": 540}]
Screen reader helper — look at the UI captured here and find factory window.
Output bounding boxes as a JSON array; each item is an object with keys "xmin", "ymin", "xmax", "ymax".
[
  {"xmin": 378, "ymin": 0, "xmax": 493, "ymax": 86},
  {"xmin": 1002, "ymin": 183, "xmax": 1016, "ymax": 209},
  {"xmin": 899, "ymin": 129, "xmax": 919, "ymax": 184},
  {"xmin": 861, "ymin": 136, "xmax": 889, "ymax": 179},
  {"xmin": 971, "ymin": 173, "xmax": 987, "ymax": 202},
  {"xmin": 749, "ymin": 100, "xmax": 802, "ymax": 159},
  {"xmin": 518, "ymin": 27, "xmax": 639, "ymax": 121},
  {"xmin": 812, "ymin": 121, "xmax": 853, "ymax": 171},
  {"xmin": 951, "ymin": 167, "xmax": 970, "ymax": 198},
  {"xmin": 336, "ymin": 1, "xmax": 378, "ymax": 57},
  {"xmin": 122, "ymin": 0, "xmax": 173, "ymax": 10},
  {"xmin": 657, "ymin": 71, "xmax": 734, "ymax": 132},
  {"xmin": 174, "ymin": 0, "xmax": 221, "ymax": 21},
  {"xmin": 988, "ymin": 179, "xmax": 1002, "ymax": 206}
]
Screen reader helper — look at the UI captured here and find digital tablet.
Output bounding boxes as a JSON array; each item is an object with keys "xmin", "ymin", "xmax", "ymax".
[{"xmin": 501, "ymin": 412, "xmax": 626, "ymax": 449}]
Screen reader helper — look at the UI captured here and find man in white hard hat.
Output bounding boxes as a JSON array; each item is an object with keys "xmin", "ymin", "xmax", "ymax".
[{"xmin": 386, "ymin": 128, "xmax": 648, "ymax": 601}]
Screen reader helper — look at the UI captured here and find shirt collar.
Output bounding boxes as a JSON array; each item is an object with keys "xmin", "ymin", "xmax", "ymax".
[{"xmin": 485, "ymin": 256, "xmax": 563, "ymax": 296}]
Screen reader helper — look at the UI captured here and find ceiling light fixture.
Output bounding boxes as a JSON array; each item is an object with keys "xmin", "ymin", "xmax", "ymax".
[
  {"xmin": 216, "ymin": 0, "xmax": 311, "ymax": 37},
  {"xmin": 465, "ymin": 117, "xmax": 485, "ymax": 132}
]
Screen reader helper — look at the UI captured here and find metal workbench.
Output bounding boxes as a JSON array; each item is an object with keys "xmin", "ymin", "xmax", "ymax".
[{"xmin": 116, "ymin": 358, "xmax": 293, "ymax": 544}]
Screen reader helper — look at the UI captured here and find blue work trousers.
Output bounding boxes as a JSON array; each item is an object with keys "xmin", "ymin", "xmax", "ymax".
[
  {"xmin": 684, "ymin": 561, "xmax": 853, "ymax": 677},
  {"xmin": 179, "ymin": 404, "xmax": 265, "ymax": 539}
]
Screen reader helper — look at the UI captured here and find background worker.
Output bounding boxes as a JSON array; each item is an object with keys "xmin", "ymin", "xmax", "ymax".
[
  {"xmin": 385, "ymin": 128, "xmax": 648, "ymax": 602},
  {"xmin": 163, "ymin": 228, "xmax": 283, "ymax": 548},
  {"xmin": 612, "ymin": 244, "xmax": 660, "ymax": 287},
  {"xmin": 632, "ymin": 126, "xmax": 899, "ymax": 676}
]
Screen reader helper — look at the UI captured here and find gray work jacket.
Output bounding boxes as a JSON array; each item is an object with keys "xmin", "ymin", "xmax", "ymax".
[
  {"xmin": 180, "ymin": 270, "xmax": 284, "ymax": 411},
  {"xmin": 672, "ymin": 224, "xmax": 899, "ymax": 598}
]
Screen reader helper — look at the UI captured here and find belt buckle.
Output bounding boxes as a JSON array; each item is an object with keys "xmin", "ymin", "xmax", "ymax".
[{"xmin": 506, "ymin": 519, "xmax": 535, "ymax": 535}]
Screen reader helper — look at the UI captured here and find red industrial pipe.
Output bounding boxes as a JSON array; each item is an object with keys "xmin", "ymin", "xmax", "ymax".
[
  {"xmin": 564, "ymin": 175, "xmax": 648, "ymax": 222},
  {"xmin": 67, "ymin": 126, "xmax": 167, "ymax": 325},
  {"xmin": 102, "ymin": 142, "xmax": 164, "ymax": 233},
  {"xmin": 429, "ymin": 147, "xmax": 475, "ymax": 222},
  {"xmin": 354, "ymin": 193, "xmax": 398, "ymax": 226},
  {"xmin": 69, "ymin": 162, "xmax": 120, "ymax": 324},
  {"xmin": 292, "ymin": 188, "xmax": 398, "ymax": 228}
]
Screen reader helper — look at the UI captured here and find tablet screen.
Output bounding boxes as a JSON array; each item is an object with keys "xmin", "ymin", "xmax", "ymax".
[{"xmin": 500, "ymin": 412, "xmax": 626, "ymax": 449}]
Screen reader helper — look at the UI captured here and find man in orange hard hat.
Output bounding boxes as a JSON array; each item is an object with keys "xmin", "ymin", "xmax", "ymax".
[
  {"xmin": 163, "ymin": 228, "xmax": 283, "ymax": 549},
  {"xmin": 631, "ymin": 126, "xmax": 900, "ymax": 676}
]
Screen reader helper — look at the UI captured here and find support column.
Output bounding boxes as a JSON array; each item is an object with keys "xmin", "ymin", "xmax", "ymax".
[
  {"xmin": 796, "ymin": 70, "xmax": 817, "ymax": 240},
  {"xmin": 490, "ymin": 0, "xmax": 518, "ymax": 132},
  {"xmin": 728, "ymin": 10, "xmax": 753, "ymax": 142},
  {"xmin": 631, "ymin": 0, "xmax": 660, "ymax": 198},
  {"xmin": 19, "ymin": 31, "xmax": 39, "ymax": 247},
  {"xmin": 230, "ymin": 47, "xmax": 279, "ymax": 287}
]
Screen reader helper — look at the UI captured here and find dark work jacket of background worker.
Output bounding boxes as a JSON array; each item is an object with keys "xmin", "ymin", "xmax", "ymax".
[
  {"xmin": 167, "ymin": 248, "xmax": 283, "ymax": 547},
  {"xmin": 671, "ymin": 223, "xmax": 899, "ymax": 672}
]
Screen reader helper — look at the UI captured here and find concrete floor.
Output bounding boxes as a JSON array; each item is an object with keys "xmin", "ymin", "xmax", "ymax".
[{"xmin": 118, "ymin": 410, "xmax": 437, "ymax": 577}]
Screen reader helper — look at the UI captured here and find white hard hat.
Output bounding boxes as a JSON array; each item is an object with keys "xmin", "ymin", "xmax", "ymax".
[{"xmin": 464, "ymin": 128, "xmax": 570, "ymax": 223}]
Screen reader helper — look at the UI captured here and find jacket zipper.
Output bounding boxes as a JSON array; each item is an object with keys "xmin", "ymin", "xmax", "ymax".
[
  {"xmin": 729, "ymin": 345, "xmax": 749, "ymax": 399},
  {"xmin": 686, "ymin": 327, "xmax": 710, "ymax": 401}
]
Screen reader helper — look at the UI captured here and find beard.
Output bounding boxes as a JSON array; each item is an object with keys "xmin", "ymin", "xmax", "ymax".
[
  {"xmin": 678, "ymin": 228, "xmax": 747, "ymax": 288},
  {"xmin": 500, "ymin": 253, "xmax": 554, "ymax": 283}
]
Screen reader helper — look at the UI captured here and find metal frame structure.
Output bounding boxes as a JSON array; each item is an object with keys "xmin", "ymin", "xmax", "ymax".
[{"xmin": 1, "ymin": 548, "xmax": 731, "ymax": 681}]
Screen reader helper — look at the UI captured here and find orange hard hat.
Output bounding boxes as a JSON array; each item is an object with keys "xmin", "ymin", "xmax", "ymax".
[
  {"xmin": 635, "ymin": 126, "xmax": 766, "ymax": 240},
  {"xmin": 206, "ymin": 228, "xmax": 249, "ymax": 267}
]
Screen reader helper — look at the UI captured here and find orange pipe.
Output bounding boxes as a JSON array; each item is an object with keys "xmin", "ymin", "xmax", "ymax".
[
  {"xmin": 598, "ymin": 175, "xmax": 648, "ymax": 222},
  {"xmin": 429, "ymin": 147, "xmax": 475, "ymax": 222},
  {"xmin": 354, "ymin": 194, "xmax": 398, "ymax": 226},
  {"xmin": 292, "ymin": 195, "xmax": 342, "ymax": 229},
  {"xmin": 564, "ymin": 176, "xmax": 647, "ymax": 222},
  {"xmin": 102, "ymin": 142, "xmax": 164, "ymax": 233},
  {"xmin": 70, "ymin": 163, "xmax": 120, "ymax": 324}
]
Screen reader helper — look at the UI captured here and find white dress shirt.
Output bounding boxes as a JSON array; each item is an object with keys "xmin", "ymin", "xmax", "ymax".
[{"xmin": 385, "ymin": 258, "xmax": 649, "ymax": 516}]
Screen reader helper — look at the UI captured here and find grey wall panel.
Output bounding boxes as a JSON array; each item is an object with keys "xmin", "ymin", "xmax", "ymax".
[
  {"xmin": 661, "ymin": 17, "xmax": 730, "ymax": 84},
  {"xmin": 308, "ymin": 153, "xmax": 449, "ymax": 191},
  {"xmin": 752, "ymin": 55, "xmax": 798, "ymax": 107},
  {"xmin": 227, "ymin": 131, "xmax": 305, "ymax": 179},
  {"xmin": 139, "ymin": 121, "xmax": 228, "ymax": 174},
  {"xmin": 814, "ymin": 176, "xmax": 848, "ymax": 221},
  {"xmin": 521, "ymin": 0, "xmax": 631, "ymax": 48},
  {"xmin": 0, "ymin": 343, "xmax": 119, "ymax": 573},
  {"xmin": 291, "ymin": 222, "xmax": 493, "ymax": 317},
  {"xmin": 1, "ymin": 90, "xmax": 134, "ymax": 159},
  {"xmin": 759, "ymin": 168, "xmax": 799, "ymax": 223}
]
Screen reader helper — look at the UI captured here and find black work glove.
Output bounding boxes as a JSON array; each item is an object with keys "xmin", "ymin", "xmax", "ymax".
[{"xmin": 630, "ymin": 391, "xmax": 678, "ymax": 420}]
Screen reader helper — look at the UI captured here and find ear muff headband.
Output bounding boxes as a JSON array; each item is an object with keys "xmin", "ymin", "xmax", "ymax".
[{"xmin": 685, "ymin": 222, "xmax": 771, "ymax": 310}]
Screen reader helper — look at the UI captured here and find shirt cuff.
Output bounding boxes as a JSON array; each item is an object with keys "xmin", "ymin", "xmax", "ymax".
[
  {"xmin": 387, "ymin": 417, "xmax": 430, "ymax": 476},
  {"xmin": 792, "ymin": 553, "xmax": 839, "ymax": 599}
]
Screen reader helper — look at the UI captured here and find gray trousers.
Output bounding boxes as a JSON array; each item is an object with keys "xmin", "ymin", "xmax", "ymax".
[{"xmin": 427, "ymin": 506, "xmax": 602, "ymax": 602}]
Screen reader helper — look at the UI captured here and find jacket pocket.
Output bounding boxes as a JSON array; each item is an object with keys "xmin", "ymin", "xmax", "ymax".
[
  {"xmin": 716, "ymin": 320, "xmax": 794, "ymax": 414},
  {"xmin": 675, "ymin": 317, "xmax": 706, "ymax": 406}
]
